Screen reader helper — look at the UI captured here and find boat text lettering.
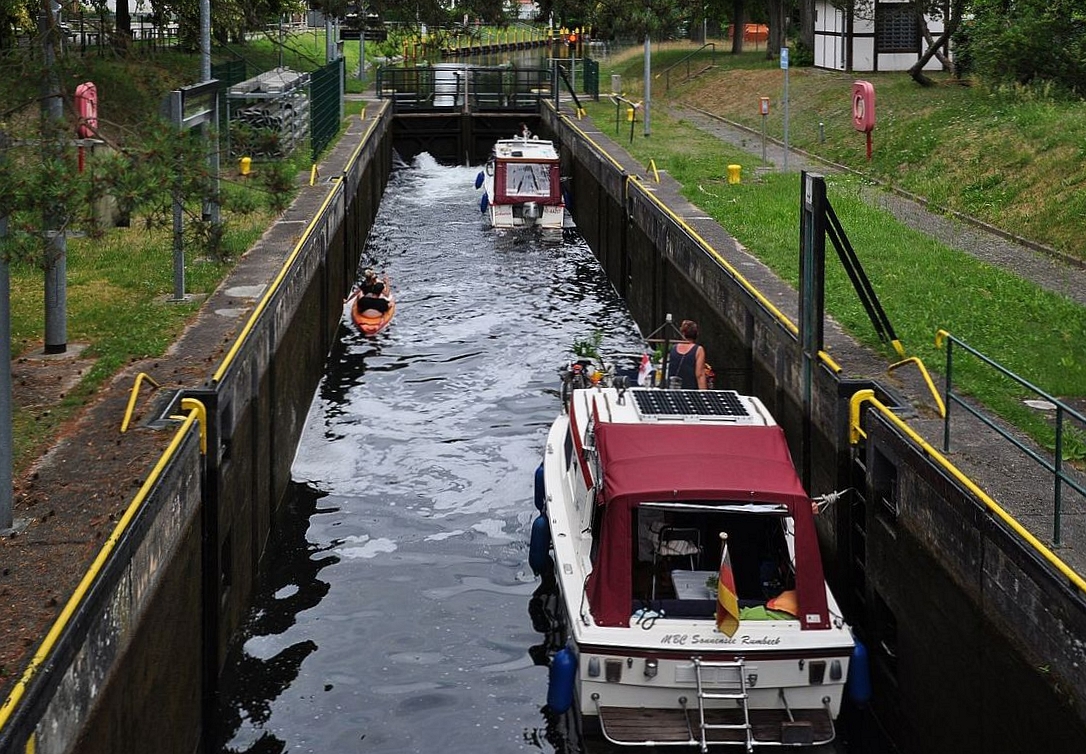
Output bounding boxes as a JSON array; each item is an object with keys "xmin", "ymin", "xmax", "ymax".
[{"xmin": 657, "ymin": 634, "xmax": 783, "ymax": 646}]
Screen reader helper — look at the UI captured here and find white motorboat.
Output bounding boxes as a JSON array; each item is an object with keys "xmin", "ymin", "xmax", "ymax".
[
  {"xmin": 475, "ymin": 136, "xmax": 567, "ymax": 230},
  {"xmin": 537, "ymin": 385, "xmax": 860, "ymax": 751}
]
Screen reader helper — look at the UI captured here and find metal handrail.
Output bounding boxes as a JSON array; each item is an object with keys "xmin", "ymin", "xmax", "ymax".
[
  {"xmin": 120, "ymin": 372, "xmax": 161, "ymax": 433},
  {"xmin": 659, "ymin": 43, "xmax": 716, "ymax": 92},
  {"xmin": 849, "ymin": 390, "xmax": 1086, "ymax": 594},
  {"xmin": 936, "ymin": 329, "xmax": 1086, "ymax": 546}
]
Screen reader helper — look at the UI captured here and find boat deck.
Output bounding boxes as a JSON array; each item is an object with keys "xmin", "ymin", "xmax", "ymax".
[{"xmin": 599, "ymin": 706, "xmax": 834, "ymax": 747}]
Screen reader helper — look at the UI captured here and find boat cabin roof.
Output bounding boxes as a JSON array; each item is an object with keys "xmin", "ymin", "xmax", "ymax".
[{"xmin": 492, "ymin": 138, "xmax": 559, "ymax": 162}]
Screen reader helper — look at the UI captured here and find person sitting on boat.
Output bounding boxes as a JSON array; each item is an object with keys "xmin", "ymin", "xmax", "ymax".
[
  {"xmin": 517, "ymin": 121, "xmax": 533, "ymax": 139},
  {"xmin": 355, "ymin": 280, "xmax": 390, "ymax": 316},
  {"xmin": 667, "ymin": 319, "xmax": 708, "ymax": 389}
]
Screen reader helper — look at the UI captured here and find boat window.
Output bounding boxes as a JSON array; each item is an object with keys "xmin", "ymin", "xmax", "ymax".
[
  {"xmin": 506, "ymin": 162, "xmax": 551, "ymax": 197},
  {"xmin": 630, "ymin": 505, "xmax": 795, "ymax": 613}
]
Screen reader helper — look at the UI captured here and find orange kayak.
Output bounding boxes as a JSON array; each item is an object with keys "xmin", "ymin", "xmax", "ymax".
[{"xmin": 347, "ymin": 287, "xmax": 395, "ymax": 336}]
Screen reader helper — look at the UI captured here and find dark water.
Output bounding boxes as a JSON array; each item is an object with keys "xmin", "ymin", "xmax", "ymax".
[{"xmin": 215, "ymin": 154, "xmax": 646, "ymax": 754}]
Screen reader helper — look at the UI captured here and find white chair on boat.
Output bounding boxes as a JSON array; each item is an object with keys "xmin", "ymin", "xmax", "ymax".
[{"xmin": 651, "ymin": 525, "xmax": 702, "ymax": 599}]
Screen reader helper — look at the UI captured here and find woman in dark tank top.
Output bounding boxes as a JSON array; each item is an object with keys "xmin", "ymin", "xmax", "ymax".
[{"xmin": 667, "ymin": 319, "xmax": 707, "ymax": 389}]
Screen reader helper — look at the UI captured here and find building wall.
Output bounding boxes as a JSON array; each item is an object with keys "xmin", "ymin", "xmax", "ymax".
[{"xmin": 814, "ymin": 0, "xmax": 948, "ymax": 72}]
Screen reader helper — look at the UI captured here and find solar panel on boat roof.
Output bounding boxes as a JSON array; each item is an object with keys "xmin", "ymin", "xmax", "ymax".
[{"xmin": 632, "ymin": 390, "xmax": 749, "ymax": 418}]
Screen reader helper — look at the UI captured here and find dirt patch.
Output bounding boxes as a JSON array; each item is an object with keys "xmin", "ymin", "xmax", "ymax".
[{"xmin": 11, "ymin": 344, "xmax": 96, "ymax": 414}]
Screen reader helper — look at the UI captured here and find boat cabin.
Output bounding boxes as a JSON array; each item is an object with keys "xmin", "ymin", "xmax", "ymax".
[
  {"xmin": 490, "ymin": 139, "xmax": 561, "ymax": 206},
  {"xmin": 570, "ymin": 390, "xmax": 831, "ymax": 630}
]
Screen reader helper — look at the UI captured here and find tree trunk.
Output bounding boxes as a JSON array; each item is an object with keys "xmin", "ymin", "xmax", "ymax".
[
  {"xmin": 114, "ymin": 0, "xmax": 131, "ymax": 52},
  {"xmin": 908, "ymin": 3, "xmax": 963, "ymax": 85},
  {"xmin": 731, "ymin": 0, "xmax": 744, "ymax": 54},
  {"xmin": 800, "ymin": 0, "xmax": 814, "ymax": 50},
  {"xmin": 766, "ymin": 0, "xmax": 785, "ymax": 60}
]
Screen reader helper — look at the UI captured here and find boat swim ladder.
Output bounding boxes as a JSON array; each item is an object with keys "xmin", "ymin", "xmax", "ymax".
[{"xmin": 691, "ymin": 657, "xmax": 753, "ymax": 753}]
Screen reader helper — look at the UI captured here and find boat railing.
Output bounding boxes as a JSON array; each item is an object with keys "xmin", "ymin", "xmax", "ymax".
[{"xmin": 936, "ymin": 329, "xmax": 1086, "ymax": 547}]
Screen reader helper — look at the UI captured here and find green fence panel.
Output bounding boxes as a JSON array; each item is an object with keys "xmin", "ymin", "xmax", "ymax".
[
  {"xmin": 212, "ymin": 60, "xmax": 247, "ymax": 134},
  {"xmin": 311, "ymin": 58, "xmax": 345, "ymax": 162}
]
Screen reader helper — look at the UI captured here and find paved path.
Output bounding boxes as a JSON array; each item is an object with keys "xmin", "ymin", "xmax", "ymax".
[{"xmin": 670, "ymin": 105, "xmax": 1086, "ymax": 306}]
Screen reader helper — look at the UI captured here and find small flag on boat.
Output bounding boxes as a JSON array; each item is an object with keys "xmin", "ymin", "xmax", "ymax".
[
  {"xmin": 637, "ymin": 353, "xmax": 652, "ymax": 386},
  {"xmin": 716, "ymin": 533, "xmax": 740, "ymax": 637}
]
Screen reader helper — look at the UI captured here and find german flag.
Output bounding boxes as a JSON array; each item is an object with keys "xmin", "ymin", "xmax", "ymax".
[{"xmin": 716, "ymin": 533, "xmax": 740, "ymax": 637}]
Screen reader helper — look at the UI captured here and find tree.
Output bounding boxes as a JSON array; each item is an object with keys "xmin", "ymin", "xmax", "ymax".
[
  {"xmin": 764, "ymin": 0, "xmax": 786, "ymax": 59},
  {"xmin": 907, "ymin": 0, "xmax": 967, "ymax": 85},
  {"xmin": 590, "ymin": 0, "xmax": 687, "ymax": 39}
]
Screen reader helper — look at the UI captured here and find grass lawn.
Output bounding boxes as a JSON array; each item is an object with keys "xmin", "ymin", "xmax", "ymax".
[{"xmin": 578, "ymin": 58, "xmax": 1086, "ymax": 460}]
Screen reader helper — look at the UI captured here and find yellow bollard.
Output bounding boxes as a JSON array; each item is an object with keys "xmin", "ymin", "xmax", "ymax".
[
  {"xmin": 727, "ymin": 164, "xmax": 742, "ymax": 184},
  {"xmin": 239, "ymin": 156, "xmax": 252, "ymax": 176}
]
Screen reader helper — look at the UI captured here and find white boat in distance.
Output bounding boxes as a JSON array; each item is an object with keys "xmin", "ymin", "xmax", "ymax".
[
  {"xmin": 539, "ymin": 385, "xmax": 857, "ymax": 751},
  {"xmin": 476, "ymin": 136, "xmax": 567, "ymax": 230}
]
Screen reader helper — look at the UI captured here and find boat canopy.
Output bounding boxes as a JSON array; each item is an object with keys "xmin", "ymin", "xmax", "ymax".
[{"xmin": 585, "ymin": 421, "xmax": 831, "ymax": 630}]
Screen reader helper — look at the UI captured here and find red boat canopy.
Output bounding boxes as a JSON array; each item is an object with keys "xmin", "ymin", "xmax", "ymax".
[{"xmin": 585, "ymin": 421, "xmax": 831, "ymax": 630}]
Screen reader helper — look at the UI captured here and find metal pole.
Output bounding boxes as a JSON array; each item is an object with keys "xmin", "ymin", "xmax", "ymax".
[
  {"xmin": 359, "ymin": 4, "xmax": 365, "ymax": 81},
  {"xmin": 41, "ymin": 5, "xmax": 67, "ymax": 355},
  {"xmin": 170, "ymin": 91, "xmax": 186, "ymax": 301},
  {"xmin": 205, "ymin": 87, "xmax": 220, "ymax": 226},
  {"xmin": 643, "ymin": 34, "xmax": 651, "ymax": 137},
  {"xmin": 200, "ymin": 0, "xmax": 210, "ymax": 81},
  {"xmin": 781, "ymin": 47, "xmax": 790, "ymax": 172},
  {"xmin": 0, "ymin": 210, "xmax": 11, "ymax": 531}
]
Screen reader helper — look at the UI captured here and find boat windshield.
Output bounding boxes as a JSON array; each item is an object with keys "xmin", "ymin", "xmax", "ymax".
[{"xmin": 506, "ymin": 162, "xmax": 551, "ymax": 197}]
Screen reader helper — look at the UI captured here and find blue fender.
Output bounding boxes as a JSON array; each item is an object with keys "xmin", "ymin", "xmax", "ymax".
[
  {"xmin": 475, "ymin": 170, "xmax": 484, "ymax": 189},
  {"xmin": 529, "ymin": 517, "xmax": 551, "ymax": 577},
  {"xmin": 547, "ymin": 647, "xmax": 576, "ymax": 713},
  {"xmin": 847, "ymin": 637, "xmax": 872, "ymax": 707},
  {"xmin": 534, "ymin": 463, "xmax": 545, "ymax": 512},
  {"xmin": 529, "ymin": 513, "xmax": 551, "ymax": 576},
  {"xmin": 479, "ymin": 192, "xmax": 489, "ymax": 214}
]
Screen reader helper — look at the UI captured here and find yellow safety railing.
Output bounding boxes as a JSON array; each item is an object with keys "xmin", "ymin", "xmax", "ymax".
[
  {"xmin": 648, "ymin": 158, "xmax": 660, "ymax": 183},
  {"xmin": 120, "ymin": 372, "xmax": 161, "ymax": 433},
  {"xmin": 0, "ymin": 400, "xmax": 207, "ymax": 736},
  {"xmin": 887, "ymin": 355, "xmax": 946, "ymax": 418},
  {"xmin": 849, "ymin": 389, "xmax": 1086, "ymax": 594},
  {"xmin": 212, "ymin": 161, "xmax": 355, "ymax": 385}
]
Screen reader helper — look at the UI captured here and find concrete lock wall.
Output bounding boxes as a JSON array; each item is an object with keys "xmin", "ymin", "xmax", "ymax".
[
  {"xmin": 543, "ymin": 104, "xmax": 1086, "ymax": 754},
  {"xmin": 31, "ymin": 433, "xmax": 205, "ymax": 754},
  {"xmin": 3, "ymin": 106, "xmax": 393, "ymax": 754},
  {"xmin": 207, "ymin": 110, "xmax": 393, "ymax": 707}
]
